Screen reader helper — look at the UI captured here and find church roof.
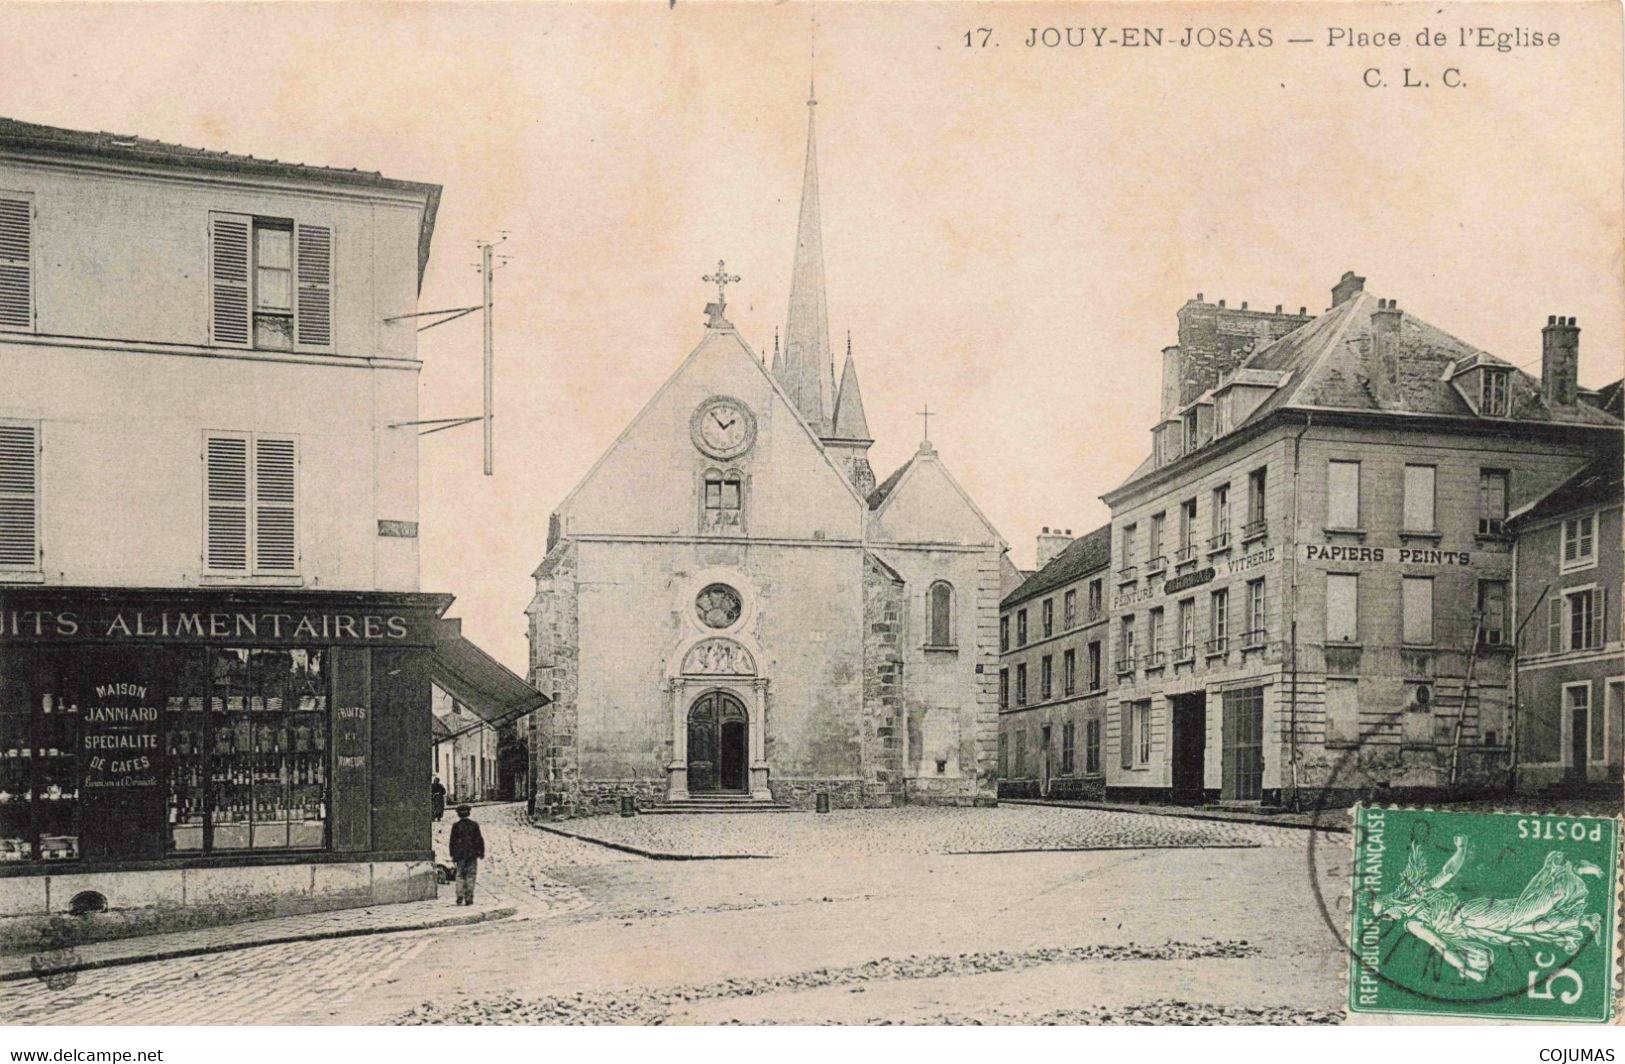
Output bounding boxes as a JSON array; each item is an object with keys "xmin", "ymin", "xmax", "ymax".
[
  {"xmin": 829, "ymin": 343, "xmax": 873, "ymax": 441},
  {"xmin": 867, "ymin": 455, "xmax": 914, "ymax": 510},
  {"xmin": 778, "ymin": 83, "xmax": 834, "ymax": 432},
  {"xmin": 1002, "ymin": 522, "xmax": 1112, "ymax": 610}
]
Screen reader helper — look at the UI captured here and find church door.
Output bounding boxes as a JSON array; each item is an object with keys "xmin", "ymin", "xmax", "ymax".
[{"xmin": 688, "ymin": 692, "xmax": 749, "ymax": 793}]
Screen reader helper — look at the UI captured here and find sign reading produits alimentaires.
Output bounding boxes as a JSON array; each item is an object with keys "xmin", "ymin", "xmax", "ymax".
[{"xmin": 0, "ymin": 607, "xmax": 424, "ymax": 645}]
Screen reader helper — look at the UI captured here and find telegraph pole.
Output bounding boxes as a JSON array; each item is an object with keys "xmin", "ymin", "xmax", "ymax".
[
  {"xmin": 384, "ymin": 232, "xmax": 508, "ymax": 477},
  {"xmin": 482, "ymin": 241, "xmax": 494, "ymax": 477}
]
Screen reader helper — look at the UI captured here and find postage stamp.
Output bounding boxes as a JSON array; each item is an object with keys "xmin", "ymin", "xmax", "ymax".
[{"xmin": 1347, "ymin": 806, "xmax": 1620, "ymax": 1023}]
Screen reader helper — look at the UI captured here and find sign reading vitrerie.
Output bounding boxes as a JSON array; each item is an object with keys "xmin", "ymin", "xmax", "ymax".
[{"xmin": 1348, "ymin": 806, "xmax": 1619, "ymax": 1022}]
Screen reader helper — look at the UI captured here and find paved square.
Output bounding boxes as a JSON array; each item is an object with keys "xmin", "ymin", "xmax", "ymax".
[{"xmin": 0, "ymin": 803, "xmax": 1349, "ymax": 1024}]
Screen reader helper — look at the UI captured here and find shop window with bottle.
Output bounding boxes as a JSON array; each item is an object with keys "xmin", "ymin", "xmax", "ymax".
[{"xmin": 0, "ymin": 645, "xmax": 331, "ymax": 866}]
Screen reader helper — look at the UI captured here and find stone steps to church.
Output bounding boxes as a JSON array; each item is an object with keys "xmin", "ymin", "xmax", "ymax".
[{"xmin": 641, "ymin": 797, "xmax": 795, "ymax": 815}]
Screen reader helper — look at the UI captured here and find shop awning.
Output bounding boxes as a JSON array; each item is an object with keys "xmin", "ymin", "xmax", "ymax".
[{"xmin": 430, "ymin": 621, "xmax": 549, "ymax": 739}]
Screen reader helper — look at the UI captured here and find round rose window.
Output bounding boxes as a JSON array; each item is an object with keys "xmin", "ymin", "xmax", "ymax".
[{"xmin": 695, "ymin": 584, "xmax": 742, "ymax": 629}]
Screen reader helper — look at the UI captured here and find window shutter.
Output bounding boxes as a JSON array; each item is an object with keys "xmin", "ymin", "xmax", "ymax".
[
  {"xmin": 1592, "ymin": 588, "xmax": 1607, "ymax": 650},
  {"xmin": 209, "ymin": 214, "xmax": 251, "ymax": 347},
  {"xmin": 1120, "ymin": 704, "xmax": 1132, "ymax": 770},
  {"xmin": 0, "ymin": 197, "xmax": 32, "ymax": 331},
  {"xmin": 1549, "ymin": 598, "xmax": 1563, "ymax": 654},
  {"xmin": 0, "ymin": 423, "xmax": 38, "ymax": 568},
  {"xmin": 295, "ymin": 223, "xmax": 333, "ymax": 349},
  {"xmin": 205, "ymin": 435, "xmax": 249, "ymax": 570},
  {"xmin": 253, "ymin": 437, "xmax": 297, "ymax": 572}
]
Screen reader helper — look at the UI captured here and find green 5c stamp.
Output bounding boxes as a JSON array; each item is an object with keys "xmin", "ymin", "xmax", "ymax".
[{"xmin": 1348, "ymin": 806, "xmax": 1619, "ymax": 1023}]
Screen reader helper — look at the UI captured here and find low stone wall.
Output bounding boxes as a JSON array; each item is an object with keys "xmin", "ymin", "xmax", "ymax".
[
  {"xmin": 770, "ymin": 778, "xmax": 892, "ymax": 809},
  {"xmin": 0, "ymin": 859, "xmax": 435, "ymax": 955}
]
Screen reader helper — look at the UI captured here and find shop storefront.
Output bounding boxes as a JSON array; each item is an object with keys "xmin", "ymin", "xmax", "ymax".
[{"xmin": 0, "ymin": 586, "xmax": 451, "ymax": 945}]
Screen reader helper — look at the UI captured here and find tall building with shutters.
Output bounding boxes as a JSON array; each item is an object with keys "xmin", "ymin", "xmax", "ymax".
[
  {"xmin": 1100, "ymin": 273, "xmax": 1620, "ymax": 806},
  {"xmin": 0, "ymin": 117, "xmax": 456, "ymax": 946}
]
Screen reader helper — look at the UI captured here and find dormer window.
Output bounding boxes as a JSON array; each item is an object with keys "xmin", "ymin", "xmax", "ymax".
[
  {"xmin": 1481, "ymin": 368, "xmax": 1510, "ymax": 416},
  {"xmin": 1183, "ymin": 410, "xmax": 1199, "ymax": 452}
]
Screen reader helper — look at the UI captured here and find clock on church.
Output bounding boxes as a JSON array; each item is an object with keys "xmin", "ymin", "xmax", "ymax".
[{"xmin": 690, "ymin": 396, "xmax": 756, "ymax": 460}]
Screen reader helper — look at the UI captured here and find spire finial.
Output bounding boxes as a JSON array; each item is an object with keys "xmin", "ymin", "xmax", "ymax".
[
  {"xmin": 846, "ymin": 330, "xmax": 852, "ymax": 359},
  {"xmin": 918, "ymin": 403, "xmax": 933, "ymax": 443}
]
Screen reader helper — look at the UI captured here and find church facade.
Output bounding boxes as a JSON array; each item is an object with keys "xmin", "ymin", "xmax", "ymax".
[{"xmin": 526, "ymin": 89, "xmax": 1005, "ymax": 812}]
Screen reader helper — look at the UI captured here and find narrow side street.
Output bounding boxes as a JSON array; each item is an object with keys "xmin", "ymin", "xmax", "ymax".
[{"xmin": 0, "ymin": 804, "xmax": 1350, "ymax": 1024}]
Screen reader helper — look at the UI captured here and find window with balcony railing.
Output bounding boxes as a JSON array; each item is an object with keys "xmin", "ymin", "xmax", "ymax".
[
  {"xmin": 1241, "ymin": 628, "xmax": 1267, "ymax": 649},
  {"xmin": 1204, "ymin": 635, "xmax": 1229, "ymax": 656},
  {"xmin": 1115, "ymin": 655, "xmax": 1137, "ymax": 675},
  {"xmin": 1174, "ymin": 544, "xmax": 1199, "ymax": 566},
  {"xmin": 1143, "ymin": 649, "xmax": 1166, "ymax": 669},
  {"xmin": 1173, "ymin": 643, "xmax": 1196, "ymax": 664},
  {"xmin": 1241, "ymin": 518, "xmax": 1268, "ymax": 543},
  {"xmin": 1116, "ymin": 564, "xmax": 1138, "ymax": 584},
  {"xmin": 1207, "ymin": 531, "xmax": 1231, "ymax": 553},
  {"xmin": 1145, "ymin": 555, "xmax": 1168, "ymax": 575}
]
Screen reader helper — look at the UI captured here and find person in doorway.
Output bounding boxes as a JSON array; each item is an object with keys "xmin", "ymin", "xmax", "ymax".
[
  {"xmin": 431, "ymin": 776, "xmax": 446, "ymax": 821},
  {"xmin": 449, "ymin": 804, "xmax": 485, "ymax": 905}
]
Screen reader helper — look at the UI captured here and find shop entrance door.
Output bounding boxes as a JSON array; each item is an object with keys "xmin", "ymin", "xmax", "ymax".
[
  {"xmin": 688, "ymin": 692, "xmax": 748, "ymax": 793},
  {"xmin": 1039, "ymin": 725, "xmax": 1052, "ymax": 796},
  {"xmin": 1169, "ymin": 693, "xmax": 1206, "ymax": 804},
  {"xmin": 1221, "ymin": 687, "xmax": 1264, "ymax": 802},
  {"xmin": 1568, "ymin": 694, "xmax": 1590, "ymax": 782},
  {"xmin": 73, "ymin": 647, "xmax": 174, "ymax": 862}
]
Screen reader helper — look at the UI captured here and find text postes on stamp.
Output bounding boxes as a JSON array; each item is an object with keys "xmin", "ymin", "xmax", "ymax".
[{"xmin": 1348, "ymin": 806, "xmax": 1619, "ymax": 1023}]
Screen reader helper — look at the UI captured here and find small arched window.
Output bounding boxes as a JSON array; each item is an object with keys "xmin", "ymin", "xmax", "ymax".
[
  {"xmin": 928, "ymin": 580, "xmax": 955, "ymax": 647},
  {"xmin": 702, "ymin": 469, "xmax": 743, "ymax": 532}
]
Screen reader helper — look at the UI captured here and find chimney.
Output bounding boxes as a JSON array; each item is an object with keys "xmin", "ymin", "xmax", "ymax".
[
  {"xmin": 1542, "ymin": 316, "xmax": 1580, "ymax": 405},
  {"xmin": 1364, "ymin": 298, "xmax": 1403, "ymax": 407},
  {"xmin": 1332, "ymin": 270, "xmax": 1366, "ymax": 307},
  {"xmin": 1035, "ymin": 527, "xmax": 1075, "ymax": 569},
  {"xmin": 1160, "ymin": 345, "xmax": 1183, "ymax": 418}
]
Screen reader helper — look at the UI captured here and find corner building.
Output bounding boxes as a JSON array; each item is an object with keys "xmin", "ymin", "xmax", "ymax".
[
  {"xmin": 526, "ymin": 88, "xmax": 1006, "ymax": 812},
  {"xmin": 0, "ymin": 117, "xmax": 449, "ymax": 943},
  {"xmin": 1101, "ymin": 273, "xmax": 1620, "ymax": 804}
]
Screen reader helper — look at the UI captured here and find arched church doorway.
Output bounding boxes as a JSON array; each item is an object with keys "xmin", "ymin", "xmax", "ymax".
[{"xmin": 688, "ymin": 691, "xmax": 748, "ymax": 793}]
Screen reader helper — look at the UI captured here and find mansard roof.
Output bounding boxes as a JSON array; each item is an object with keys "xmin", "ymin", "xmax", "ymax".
[{"xmin": 1109, "ymin": 286, "xmax": 1620, "ymax": 499}]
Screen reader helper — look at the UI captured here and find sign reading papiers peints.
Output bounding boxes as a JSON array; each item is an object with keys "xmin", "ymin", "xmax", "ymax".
[{"xmin": 1301, "ymin": 543, "xmax": 1473, "ymax": 567}]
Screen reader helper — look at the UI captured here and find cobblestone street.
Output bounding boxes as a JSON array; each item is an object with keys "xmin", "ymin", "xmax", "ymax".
[{"xmin": 1, "ymin": 804, "xmax": 1352, "ymax": 1024}]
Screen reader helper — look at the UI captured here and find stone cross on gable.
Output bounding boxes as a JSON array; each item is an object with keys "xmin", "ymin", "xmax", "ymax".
[
  {"xmin": 918, "ymin": 403, "xmax": 933, "ymax": 442},
  {"xmin": 703, "ymin": 260, "xmax": 740, "ymax": 305},
  {"xmin": 702, "ymin": 260, "xmax": 741, "ymax": 329}
]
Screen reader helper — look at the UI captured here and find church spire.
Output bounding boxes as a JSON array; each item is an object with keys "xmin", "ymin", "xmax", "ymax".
[
  {"xmin": 831, "ymin": 332, "xmax": 872, "ymax": 442},
  {"xmin": 778, "ymin": 72, "xmax": 833, "ymax": 431}
]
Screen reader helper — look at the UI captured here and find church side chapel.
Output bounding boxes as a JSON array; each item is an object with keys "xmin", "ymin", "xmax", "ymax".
[{"xmin": 526, "ymin": 83, "xmax": 1007, "ymax": 812}]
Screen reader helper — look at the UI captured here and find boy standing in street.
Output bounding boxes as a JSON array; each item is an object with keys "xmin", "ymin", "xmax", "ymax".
[{"xmin": 448, "ymin": 804, "xmax": 485, "ymax": 905}]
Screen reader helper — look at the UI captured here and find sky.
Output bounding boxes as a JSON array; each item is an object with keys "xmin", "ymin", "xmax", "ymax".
[{"xmin": 1, "ymin": 2, "xmax": 1620, "ymax": 672}]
